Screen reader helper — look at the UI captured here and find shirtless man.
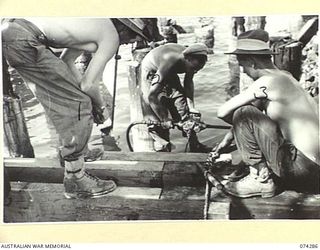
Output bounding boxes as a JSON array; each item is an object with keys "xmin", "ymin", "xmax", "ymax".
[
  {"xmin": 140, "ymin": 43, "xmax": 210, "ymax": 152},
  {"xmin": 1, "ymin": 18, "xmax": 159, "ymax": 199},
  {"xmin": 215, "ymin": 29, "xmax": 319, "ymax": 197}
]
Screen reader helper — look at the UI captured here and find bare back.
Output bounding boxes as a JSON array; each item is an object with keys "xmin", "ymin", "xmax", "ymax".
[
  {"xmin": 263, "ymin": 72, "xmax": 319, "ymax": 164},
  {"xmin": 141, "ymin": 43, "xmax": 185, "ymax": 72},
  {"xmin": 24, "ymin": 18, "xmax": 120, "ymax": 107},
  {"xmin": 25, "ymin": 18, "xmax": 118, "ymax": 52}
]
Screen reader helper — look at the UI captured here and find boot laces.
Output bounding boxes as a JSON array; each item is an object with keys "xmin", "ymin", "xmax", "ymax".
[
  {"xmin": 83, "ymin": 171, "xmax": 100, "ymax": 181},
  {"xmin": 239, "ymin": 172, "xmax": 257, "ymax": 182}
]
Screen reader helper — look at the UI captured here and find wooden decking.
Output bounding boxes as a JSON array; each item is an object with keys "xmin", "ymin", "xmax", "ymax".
[{"xmin": 4, "ymin": 152, "xmax": 320, "ymax": 223}]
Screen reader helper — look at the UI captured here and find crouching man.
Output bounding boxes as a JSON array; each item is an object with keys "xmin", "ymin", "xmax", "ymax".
[
  {"xmin": 215, "ymin": 29, "xmax": 319, "ymax": 198},
  {"xmin": 140, "ymin": 43, "xmax": 211, "ymax": 152}
]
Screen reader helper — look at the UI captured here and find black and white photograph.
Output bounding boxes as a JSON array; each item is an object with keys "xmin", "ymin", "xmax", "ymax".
[{"xmin": 2, "ymin": 15, "xmax": 319, "ymax": 223}]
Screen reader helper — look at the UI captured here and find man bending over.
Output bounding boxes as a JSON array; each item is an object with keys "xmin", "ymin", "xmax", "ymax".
[
  {"xmin": 140, "ymin": 43, "xmax": 210, "ymax": 152},
  {"xmin": 2, "ymin": 18, "xmax": 160, "ymax": 198}
]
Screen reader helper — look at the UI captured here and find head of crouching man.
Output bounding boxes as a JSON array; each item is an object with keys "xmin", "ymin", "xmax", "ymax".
[{"xmin": 182, "ymin": 43, "xmax": 209, "ymax": 73}]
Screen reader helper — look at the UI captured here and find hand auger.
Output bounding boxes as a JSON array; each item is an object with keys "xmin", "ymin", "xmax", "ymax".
[{"xmin": 126, "ymin": 120, "xmax": 231, "ymax": 152}]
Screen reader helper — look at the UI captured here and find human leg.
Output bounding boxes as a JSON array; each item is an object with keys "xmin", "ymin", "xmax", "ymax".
[
  {"xmin": 224, "ymin": 105, "xmax": 285, "ymax": 197},
  {"xmin": 278, "ymin": 144, "xmax": 320, "ymax": 193},
  {"xmin": 169, "ymin": 81, "xmax": 211, "ymax": 152},
  {"xmin": 2, "ymin": 20, "xmax": 116, "ymax": 198},
  {"xmin": 232, "ymin": 105, "xmax": 285, "ymax": 175},
  {"xmin": 140, "ymin": 70, "xmax": 171, "ymax": 151},
  {"xmin": 229, "ymin": 105, "xmax": 320, "ymax": 196}
]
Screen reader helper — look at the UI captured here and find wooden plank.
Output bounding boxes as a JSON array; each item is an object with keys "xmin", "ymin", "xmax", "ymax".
[
  {"xmin": 160, "ymin": 186, "xmax": 206, "ymax": 200},
  {"xmin": 128, "ymin": 52, "xmax": 155, "ymax": 152},
  {"xmin": 210, "ymin": 189, "xmax": 320, "ymax": 219},
  {"xmin": 105, "ymin": 151, "xmax": 237, "ymax": 163},
  {"xmin": 4, "ymin": 157, "xmax": 164, "ymax": 170},
  {"xmin": 4, "ymin": 152, "xmax": 237, "ymax": 187},
  {"xmin": 6, "ymin": 155, "xmax": 227, "ymax": 187},
  {"xmin": 297, "ymin": 17, "xmax": 318, "ymax": 47},
  {"xmin": 207, "ymin": 202, "xmax": 230, "ymax": 220},
  {"xmin": 4, "ymin": 182, "xmax": 203, "ymax": 223},
  {"xmin": 101, "ymin": 152, "xmax": 209, "ymax": 162},
  {"xmin": 3, "ymin": 95, "xmax": 35, "ymax": 158},
  {"xmin": 160, "ymin": 186, "xmax": 230, "ymax": 219},
  {"xmin": 10, "ymin": 182, "xmax": 162, "ymax": 199},
  {"xmin": 231, "ymin": 192, "xmax": 320, "ymax": 219},
  {"xmin": 162, "ymin": 162, "xmax": 205, "ymax": 187},
  {"xmin": 5, "ymin": 160, "xmax": 164, "ymax": 187}
]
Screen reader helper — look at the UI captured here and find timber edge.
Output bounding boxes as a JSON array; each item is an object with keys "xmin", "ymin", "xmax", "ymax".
[{"xmin": 4, "ymin": 151, "xmax": 320, "ymax": 222}]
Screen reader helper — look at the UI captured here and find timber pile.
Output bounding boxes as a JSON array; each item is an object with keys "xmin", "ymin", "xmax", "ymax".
[
  {"xmin": 4, "ymin": 152, "xmax": 320, "ymax": 223},
  {"xmin": 195, "ymin": 17, "xmax": 215, "ymax": 53},
  {"xmin": 299, "ymin": 33, "xmax": 319, "ymax": 98}
]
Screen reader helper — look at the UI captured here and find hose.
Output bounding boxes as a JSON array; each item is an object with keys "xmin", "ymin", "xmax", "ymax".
[
  {"xmin": 126, "ymin": 120, "xmax": 231, "ymax": 152},
  {"xmin": 126, "ymin": 122, "xmax": 145, "ymax": 152},
  {"xmin": 203, "ymin": 124, "xmax": 232, "ymax": 130}
]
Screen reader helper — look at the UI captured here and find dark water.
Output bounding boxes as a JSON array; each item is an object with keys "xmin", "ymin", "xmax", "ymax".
[{"xmin": 11, "ymin": 17, "xmax": 234, "ymax": 158}]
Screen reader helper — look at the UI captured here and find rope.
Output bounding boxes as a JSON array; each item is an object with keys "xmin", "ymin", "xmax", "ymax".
[{"xmin": 203, "ymin": 172, "xmax": 212, "ymax": 220}]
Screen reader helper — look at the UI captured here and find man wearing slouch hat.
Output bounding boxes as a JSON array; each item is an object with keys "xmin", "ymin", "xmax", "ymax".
[{"xmin": 214, "ymin": 29, "xmax": 319, "ymax": 197}]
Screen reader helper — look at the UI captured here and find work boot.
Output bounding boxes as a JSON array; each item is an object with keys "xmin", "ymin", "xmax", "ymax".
[
  {"xmin": 224, "ymin": 166, "xmax": 276, "ymax": 198},
  {"xmin": 64, "ymin": 169, "xmax": 117, "ymax": 199},
  {"xmin": 226, "ymin": 163, "xmax": 249, "ymax": 182}
]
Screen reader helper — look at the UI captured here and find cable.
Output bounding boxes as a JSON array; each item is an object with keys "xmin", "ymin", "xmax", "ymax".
[
  {"xmin": 203, "ymin": 124, "xmax": 231, "ymax": 130},
  {"xmin": 126, "ymin": 120, "xmax": 231, "ymax": 152},
  {"xmin": 126, "ymin": 122, "xmax": 143, "ymax": 152}
]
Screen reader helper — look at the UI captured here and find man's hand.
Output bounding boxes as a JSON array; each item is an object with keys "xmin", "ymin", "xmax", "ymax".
[
  {"xmin": 161, "ymin": 120, "xmax": 174, "ymax": 129},
  {"xmin": 178, "ymin": 117, "xmax": 204, "ymax": 135},
  {"xmin": 178, "ymin": 119, "xmax": 196, "ymax": 134},
  {"xmin": 92, "ymin": 105, "xmax": 108, "ymax": 124},
  {"xmin": 212, "ymin": 142, "xmax": 225, "ymax": 155},
  {"xmin": 206, "ymin": 129, "xmax": 234, "ymax": 165},
  {"xmin": 212, "ymin": 128, "xmax": 234, "ymax": 154},
  {"xmin": 189, "ymin": 108, "xmax": 201, "ymax": 123},
  {"xmin": 189, "ymin": 107, "xmax": 200, "ymax": 115}
]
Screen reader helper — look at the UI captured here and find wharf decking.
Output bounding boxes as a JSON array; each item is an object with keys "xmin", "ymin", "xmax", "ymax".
[{"xmin": 4, "ymin": 152, "xmax": 320, "ymax": 222}]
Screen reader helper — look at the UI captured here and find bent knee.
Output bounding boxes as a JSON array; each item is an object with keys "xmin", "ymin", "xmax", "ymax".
[
  {"xmin": 232, "ymin": 105, "xmax": 278, "ymax": 133},
  {"xmin": 232, "ymin": 105, "xmax": 258, "ymax": 123}
]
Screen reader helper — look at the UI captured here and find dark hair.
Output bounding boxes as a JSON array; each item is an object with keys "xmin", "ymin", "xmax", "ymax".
[
  {"xmin": 185, "ymin": 54, "xmax": 208, "ymax": 64},
  {"xmin": 237, "ymin": 54, "xmax": 275, "ymax": 69},
  {"xmin": 237, "ymin": 54, "xmax": 272, "ymax": 61}
]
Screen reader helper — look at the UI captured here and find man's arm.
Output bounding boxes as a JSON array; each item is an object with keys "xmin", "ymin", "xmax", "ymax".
[
  {"xmin": 148, "ymin": 53, "xmax": 179, "ymax": 120},
  {"xmin": 80, "ymin": 38, "xmax": 119, "ymax": 109},
  {"xmin": 148, "ymin": 82, "xmax": 170, "ymax": 121},
  {"xmin": 60, "ymin": 48, "xmax": 83, "ymax": 83},
  {"xmin": 183, "ymin": 72, "xmax": 196, "ymax": 111},
  {"xmin": 213, "ymin": 128, "xmax": 234, "ymax": 154},
  {"xmin": 217, "ymin": 77, "xmax": 273, "ymax": 122}
]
